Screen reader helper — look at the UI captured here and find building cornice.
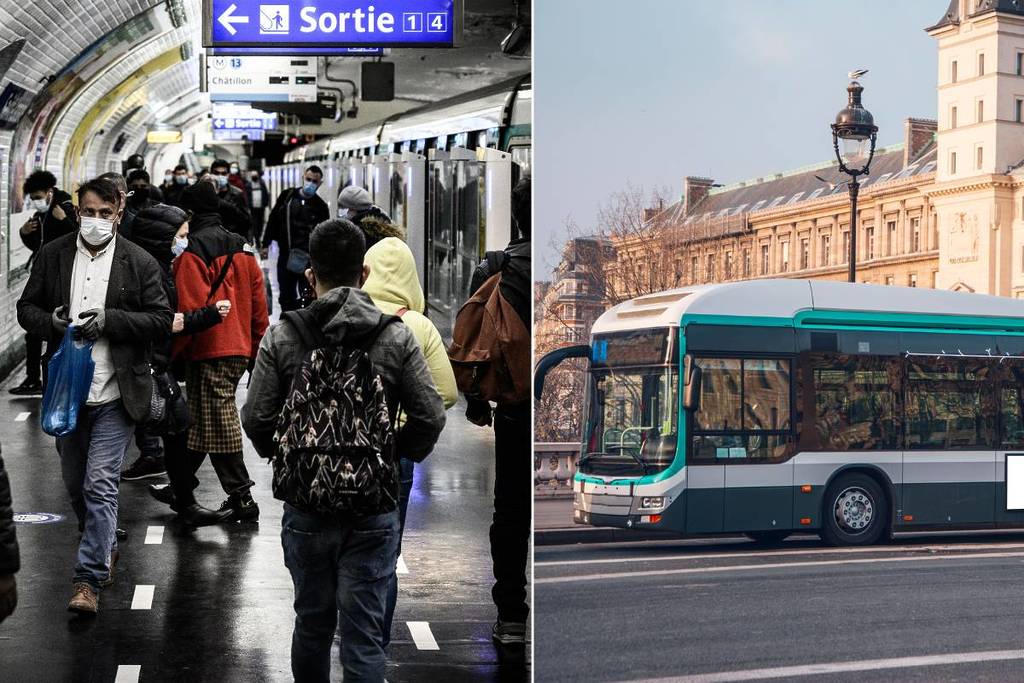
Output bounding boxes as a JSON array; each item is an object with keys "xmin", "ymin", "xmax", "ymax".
[{"xmin": 924, "ymin": 174, "xmax": 1016, "ymax": 196}]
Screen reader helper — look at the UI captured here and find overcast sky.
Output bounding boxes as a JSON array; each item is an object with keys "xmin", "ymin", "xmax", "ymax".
[{"xmin": 534, "ymin": 0, "xmax": 941, "ymax": 276}]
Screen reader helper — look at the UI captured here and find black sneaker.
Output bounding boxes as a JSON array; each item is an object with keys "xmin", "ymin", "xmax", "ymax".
[
  {"xmin": 121, "ymin": 456, "xmax": 166, "ymax": 481},
  {"xmin": 492, "ymin": 620, "xmax": 526, "ymax": 646},
  {"xmin": 219, "ymin": 493, "xmax": 260, "ymax": 522},
  {"xmin": 9, "ymin": 378, "xmax": 42, "ymax": 396}
]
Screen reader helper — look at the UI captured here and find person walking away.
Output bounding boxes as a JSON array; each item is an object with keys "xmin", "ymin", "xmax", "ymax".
[
  {"xmin": 242, "ymin": 219, "xmax": 446, "ymax": 683},
  {"xmin": 16, "ymin": 177, "xmax": 173, "ymax": 614},
  {"xmin": 0, "ymin": 443, "xmax": 19, "ymax": 625},
  {"xmin": 362, "ymin": 236, "xmax": 458, "ymax": 647},
  {"xmin": 262, "ymin": 165, "xmax": 329, "ymax": 312},
  {"xmin": 209, "ymin": 159, "xmax": 252, "ymax": 240},
  {"xmin": 463, "ymin": 176, "xmax": 531, "ymax": 646},
  {"xmin": 338, "ymin": 186, "xmax": 397, "ymax": 248},
  {"xmin": 245, "ymin": 170, "xmax": 270, "ymax": 245},
  {"xmin": 169, "ymin": 182, "xmax": 268, "ymax": 521},
  {"xmin": 126, "ymin": 205, "xmax": 235, "ymax": 526},
  {"xmin": 9, "ymin": 170, "xmax": 78, "ymax": 396},
  {"xmin": 164, "ymin": 165, "xmax": 190, "ymax": 208}
]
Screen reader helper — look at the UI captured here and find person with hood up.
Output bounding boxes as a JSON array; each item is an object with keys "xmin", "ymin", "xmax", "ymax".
[
  {"xmin": 362, "ymin": 236, "xmax": 457, "ymax": 646},
  {"xmin": 125, "ymin": 204, "xmax": 235, "ymax": 527},
  {"xmin": 337, "ymin": 186, "xmax": 401, "ymax": 249}
]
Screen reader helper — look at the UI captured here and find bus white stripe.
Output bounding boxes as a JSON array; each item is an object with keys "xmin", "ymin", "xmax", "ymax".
[
  {"xmin": 616, "ymin": 649, "xmax": 1024, "ymax": 683},
  {"xmin": 536, "ymin": 550, "xmax": 1024, "ymax": 584}
]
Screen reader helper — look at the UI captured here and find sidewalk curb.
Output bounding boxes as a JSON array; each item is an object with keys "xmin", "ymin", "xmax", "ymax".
[{"xmin": 535, "ymin": 526, "xmax": 686, "ymax": 546}]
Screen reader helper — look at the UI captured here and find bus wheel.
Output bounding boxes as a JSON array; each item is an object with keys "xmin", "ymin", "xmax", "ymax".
[
  {"xmin": 821, "ymin": 474, "xmax": 888, "ymax": 546},
  {"xmin": 745, "ymin": 531, "xmax": 791, "ymax": 545}
]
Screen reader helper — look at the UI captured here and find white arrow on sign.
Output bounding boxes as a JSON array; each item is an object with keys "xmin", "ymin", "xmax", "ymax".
[{"xmin": 218, "ymin": 3, "xmax": 250, "ymax": 36}]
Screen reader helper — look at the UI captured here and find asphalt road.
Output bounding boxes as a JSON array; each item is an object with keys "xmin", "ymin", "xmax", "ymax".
[{"xmin": 534, "ymin": 532, "xmax": 1024, "ymax": 682}]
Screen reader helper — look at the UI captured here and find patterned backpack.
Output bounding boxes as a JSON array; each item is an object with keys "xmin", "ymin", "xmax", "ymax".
[{"xmin": 271, "ymin": 308, "xmax": 401, "ymax": 518}]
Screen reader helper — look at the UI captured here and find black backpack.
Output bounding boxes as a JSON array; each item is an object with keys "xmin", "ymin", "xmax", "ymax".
[{"xmin": 271, "ymin": 308, "xmax": 402, "ymax": 518}]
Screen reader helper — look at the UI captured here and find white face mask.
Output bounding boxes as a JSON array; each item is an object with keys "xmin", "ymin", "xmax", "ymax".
[
  {"xmin": 163, "ymin": 174, "xmax": 173, "ymax": 184},
  {"xmin": 171, "ymin": 236, "xmax": 188, "ymax": 258},
  {"xmin": 29, "ymin": 197, "xmax": 50, "ymax": 213},
  {"xmin": 80, "ymin": 216, "xmax": 115, "ymax": 246}
]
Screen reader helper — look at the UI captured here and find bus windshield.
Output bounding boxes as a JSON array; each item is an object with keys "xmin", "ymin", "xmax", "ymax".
[{"xmin": 581, "ymin": 330, "xmax": 679, "ymax": 477}]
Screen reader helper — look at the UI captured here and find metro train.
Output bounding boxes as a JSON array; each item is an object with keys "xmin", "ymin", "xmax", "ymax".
[{"xmin": 264, "ymin": 73, "xmax": 532, "ymax": 340}]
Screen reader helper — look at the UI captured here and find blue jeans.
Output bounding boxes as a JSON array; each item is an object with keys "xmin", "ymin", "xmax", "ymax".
[
  {"xmin": 56, "ymin": 400, "xmax": 134, "ymax": 589},
  {"xmin": 282, "ymin": 504, "xmax": 399, "ymax": 683},
  {"xmin": 383, "ymin": 457, "xmax": 415, "ymax": 647}
]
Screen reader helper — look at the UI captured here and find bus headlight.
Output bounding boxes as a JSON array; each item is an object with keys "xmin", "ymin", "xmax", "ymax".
[{"xmin": 639, "ymin": 496, "xmax": 665, "ymax": 510}]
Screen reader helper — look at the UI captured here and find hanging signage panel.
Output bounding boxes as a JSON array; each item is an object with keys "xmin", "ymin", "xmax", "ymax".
[
  {"xmin": 211, "ymin": 102, "xmax": 279, "ymax": 130},
  {"xmin": 203, "ymin": 0, "xmax": 462, "ymax": 48},
  {"xmin": 206, "ymin": 56, "xmax": 317, "ymax": 102},
  {"xmin": 208, "ymin": 46, "xmax": 385, "ymax": 56},
  {"xmin": 213, "ymin": 129, "xmax": 266, "ymax": 141},
  {"xmin": 146, "ymin": 130, "xmax": 183, "ymax": 144}
]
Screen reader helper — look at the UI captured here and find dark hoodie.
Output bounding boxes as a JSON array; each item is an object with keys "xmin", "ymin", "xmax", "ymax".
[
  {"xmin": 242, "ymin": 286, "xmax": 446, "ymax": 482},
  {"xmin": 19, "ymin": 188, "xmax": 76, "ymax": 255}
]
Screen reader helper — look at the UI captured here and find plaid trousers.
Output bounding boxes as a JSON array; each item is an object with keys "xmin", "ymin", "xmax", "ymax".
[{"xmin": 185, "ymin": 357, "xmax": 248, "ymax": 453}]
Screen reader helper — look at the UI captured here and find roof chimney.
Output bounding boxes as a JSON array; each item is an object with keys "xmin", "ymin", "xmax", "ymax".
[
  {"xmin": 683, "ymin": 176, "xmax": 715, "ymax": 215},
  {"xmin": 903, "ymin": 118, "xmax": 937, "ymax": 166}
]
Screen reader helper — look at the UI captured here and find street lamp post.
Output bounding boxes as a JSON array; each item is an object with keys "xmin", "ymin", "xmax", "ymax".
[{"xmin": 831, "ymin": 78, "xmax": 878, "ymax": 283}]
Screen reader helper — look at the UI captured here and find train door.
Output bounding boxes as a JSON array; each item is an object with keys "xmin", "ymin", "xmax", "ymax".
[
  {"xmin": 370, "ymin": 154, "xmax": 392, "ymax": 211},
  {"xmin": 427, "ymin": 147, "xmax": 481, "ymax": 341},
  {"xmin": 478, "ymin": 147, "xmax": 512, "ymax": 251},
  {"xmin": 394, "ymin": 151, "xmax": 427, "ymax": 291}
]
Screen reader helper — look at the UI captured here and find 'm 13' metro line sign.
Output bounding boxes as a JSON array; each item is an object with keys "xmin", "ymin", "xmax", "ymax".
[{"xmin": 203, "ymin": 0, "xmax": 462, "ymax": 48}]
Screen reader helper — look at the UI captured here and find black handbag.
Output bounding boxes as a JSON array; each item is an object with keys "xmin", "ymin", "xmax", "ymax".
[{"xmin": 145, "ymin": 370, "xmax": 190, "ymax": 436}]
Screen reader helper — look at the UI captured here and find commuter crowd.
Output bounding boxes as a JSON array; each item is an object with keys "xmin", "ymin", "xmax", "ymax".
[{"xmin": 0, "ymin": 155, "xmax": 532, "ymax": 682}]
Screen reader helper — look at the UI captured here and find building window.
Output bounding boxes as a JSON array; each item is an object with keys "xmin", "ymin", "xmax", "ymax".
[
  {"xmin": 564, "ymin": 304, "xmax": 576, "ymax": 319},
  {"xmin": 674, "ymin": 258, "xmax": 683, "ymax": 281},
  {"xmin": 800, "ymin": 238, "xmax": 809, "ymax": 270},
  {"xmin": 780, "ymin": 241, "xmax": 790, "ymax": 272},
  {"xmin": 952, "ymin": 59, "xmax": 958, "ymax": 83},
  {"xmin": 932, "ymin": 270, "xmax": 939, "ymax": 288},
  {"xmin": 887, "ymin": 220, "xmax": 897, "ymax": 256},
  {"xmin": 885, "ymin": 275, "xmax": 895, "ymax": 286},
  {"xmin": 743, "ymin": 248, "xmax": 751, "ymax": 277},
  {"xmin": 911, "ymin": 217, "xmax": 921, "ymax": 251},
  {"xmin": 909, "ymin": 273, "xmax": 918, "ymax": 287},
  {"xmin": 977, "ymin": 146, "xmax": 984, "ymax": 170},
  {"xmin": 706, "ymin": 254, "xmax": 716, "ymax": 282},
  {"xmin": 1018, "ymin": 52, "xmax": 1023, "ymax": 76},
  {"xmin": 978, "ymin": 52, "xmax": 985, "ymax": 77},
  {"xmin": 951, "ymin": 151, "xmax": 958, "ymax": 175},
  {"xmin": 820, "ymin": 234, "xmax": 831, "ymax": 266},
  {"xmin": 865, "ymin": 226, "xmax": 875, "ymax": 260},
  {"xmin": 760, "ymin": 244, "xmax": 770, "ymax": 275},
  {"xmin": 691, "ymin": 256, "xmax": 699, "ymax": 283},
  {"xmin": 951, "ymin": 106, "xmax": 958, "ymax": 129},
  {"xmin": 977, "ymin": 99, "xmax": 984, "ymax": 123},
  {"xmin": 1017, "ymin": 99, "xmax": 1023, "ymax": 123},
  {"xmin": 724, "ymin": 251, "xmax": 733, "ymax": 279},
  {"xmin": 842, "ymin": 230, "xmax": 850, "ymax": 264}
]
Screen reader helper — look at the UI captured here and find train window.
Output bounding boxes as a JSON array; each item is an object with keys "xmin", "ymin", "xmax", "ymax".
[{"xmin": 510, "ymin": 142, "xmax": 532, "ymax": 178}]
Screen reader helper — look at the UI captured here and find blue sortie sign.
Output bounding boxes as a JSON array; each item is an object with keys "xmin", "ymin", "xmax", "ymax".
[{"xmin": 203, "ymin": 0, "xmax": 461, "ymax": 48}]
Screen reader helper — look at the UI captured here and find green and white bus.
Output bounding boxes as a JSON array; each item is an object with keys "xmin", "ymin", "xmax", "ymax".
[{"xmin": 535, "ymin": 279, "xmax": 1024, "ymax": 546}]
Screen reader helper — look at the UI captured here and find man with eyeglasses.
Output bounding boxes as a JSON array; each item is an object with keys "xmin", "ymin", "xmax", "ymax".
[
  {"xmin": 209, "ymin": 159, "xmax": 252, "ymax": 242},
  {"xmin": 261, "ymin": 165, "xmax": 329, "ymax": 311}
]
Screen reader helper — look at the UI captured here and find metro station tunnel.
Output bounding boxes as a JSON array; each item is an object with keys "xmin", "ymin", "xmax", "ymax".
[{"xmin": 0, "ymin": 0, "xmax": 531, "ymax": 680}]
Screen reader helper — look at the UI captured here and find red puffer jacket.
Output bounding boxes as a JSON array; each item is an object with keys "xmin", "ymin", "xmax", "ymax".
[{"xmin": 172, "ymin": 214, "xmax": 269, "ymax": 362}]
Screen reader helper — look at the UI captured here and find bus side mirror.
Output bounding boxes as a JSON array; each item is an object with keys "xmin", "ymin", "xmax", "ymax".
[
  {"xmin": 684, "ymin": 360, "xmax": 702, "ymax": 412},
  {"xmin": 534, "ymin": 344, "xmax": 591, "ymax": 401}
]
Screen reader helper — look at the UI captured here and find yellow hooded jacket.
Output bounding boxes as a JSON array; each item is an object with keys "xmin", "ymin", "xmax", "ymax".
[{"xmin": 363, "ymin": 237, "xmax": 458, "ymax": 409}]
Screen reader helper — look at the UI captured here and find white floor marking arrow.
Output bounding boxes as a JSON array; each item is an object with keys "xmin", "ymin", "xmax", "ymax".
[{"xmin": 218, "ymin": 3, "xmax": 250, "ymax": 36}]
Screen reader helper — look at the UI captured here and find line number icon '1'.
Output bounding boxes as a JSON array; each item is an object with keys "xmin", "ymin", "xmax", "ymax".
[
  {"xmin": 260, "ymin": 5, "xmax": 290, "ymax": 34},
  {"xmin": 218, "ymin": 3, "xmax": 250, "ymax": 35}
]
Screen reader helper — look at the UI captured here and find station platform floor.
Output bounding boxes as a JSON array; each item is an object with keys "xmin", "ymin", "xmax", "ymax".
[{"xmin": 0, "ymin": 364, "xmax": 529, "ymax": 681}]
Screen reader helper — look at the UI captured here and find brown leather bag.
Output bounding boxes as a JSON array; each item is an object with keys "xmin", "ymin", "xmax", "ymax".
[{"xmin": 447, "ymin": 270, "xmax": 530, "ymax": 404}]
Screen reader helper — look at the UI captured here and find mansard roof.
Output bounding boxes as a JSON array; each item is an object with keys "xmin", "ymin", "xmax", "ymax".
[{"xmin": 928, "ymin": 0, "xmax": 1024, "ymax": 32}]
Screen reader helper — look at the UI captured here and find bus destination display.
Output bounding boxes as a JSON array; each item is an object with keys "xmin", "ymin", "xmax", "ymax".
[{"xmin": 592, "ymin": 330, "xmax": 672, "ymax": 367}]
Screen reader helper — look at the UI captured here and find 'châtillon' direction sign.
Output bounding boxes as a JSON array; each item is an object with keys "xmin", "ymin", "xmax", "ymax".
[{"xmin": 202, "ymin": 0, "xmax": 462, "ymax": 48}]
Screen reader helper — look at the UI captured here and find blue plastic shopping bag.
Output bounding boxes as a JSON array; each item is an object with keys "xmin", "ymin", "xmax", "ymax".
[{"xmin": 40, "ymin": 326, "xmax": 95, "ymax": 437}]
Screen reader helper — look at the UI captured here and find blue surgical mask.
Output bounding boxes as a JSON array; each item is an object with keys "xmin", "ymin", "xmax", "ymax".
[
  {"xmin": 171, "ymin": 236, "xmax": 188, "ymax": 258},
  {"xmin": 303, "ymin": 181, "xmax": 318, "ymax": 197},
  {"xmin": 175, "ymin": 175, "xmax": 188, "ymax": 185},
  {"xmin": 215, "ymin": 175, "xmax": 228, "ymax": 188}
]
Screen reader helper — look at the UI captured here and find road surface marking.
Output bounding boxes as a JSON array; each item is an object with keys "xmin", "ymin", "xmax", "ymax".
[
  {"xmin": 536, "ymin": 541, "xmax": 1024, "ymax": 567},
  {"xmin": 114, "ymin": 665, "xmax": 141, "ymax": 683},
  {"xmin": 14, "ymin": 412, "xmax": 29, "ymax": 422},
  {"xmin": 397, "ymin": 555, "xmax": 409, "ymax": 574},
  {"xmin": 620, "ymin": 648, "xmax": 1024, "ymax": 682},
  {"xmin": 143, "ymin": 526, "xmax": 164, "ymax": 545},
  {"xmin": 131, "ymin": 585, "xmax": 154, "ymax": 610},
  {"xmin": 407, "ymin": 621, "xmax": 439, "ymax": 650},
  {"xmin": 537, "ymin": 550, "xmax": 1024, "ymax": 584}
]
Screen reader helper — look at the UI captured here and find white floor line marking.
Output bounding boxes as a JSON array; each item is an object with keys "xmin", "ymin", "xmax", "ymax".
[
  {"xmin": 131, "ymin": 585, "xmax": 154, "ymax": 610},
  {"xmin": 537, "ymin": 550, "xmax": 1024, "ymax": 584},
  {"xmin": 619, "ymin": 649, "xmax": 1024, "ymax": 683},
  {"xmin": 407, "ymin": 621, "xmax": 440, "ymax": 651},
  {"xmin": 397, "ymin": 555, "xmax": 409, "ymax": 575},
  {"xmin": 536, "ymin": 541, "xmax": 1024, "ymax": 567},
  {"xmin": 143, "ymin": 526, "xmax": 164, "ymax": 545},
  {"xmin": 114, "ymin": 665, "xmax": 141, "ymax": 683},
  {"xmin": 14, "ymin": 412, "xmax": 29, "ymax": 422}
]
